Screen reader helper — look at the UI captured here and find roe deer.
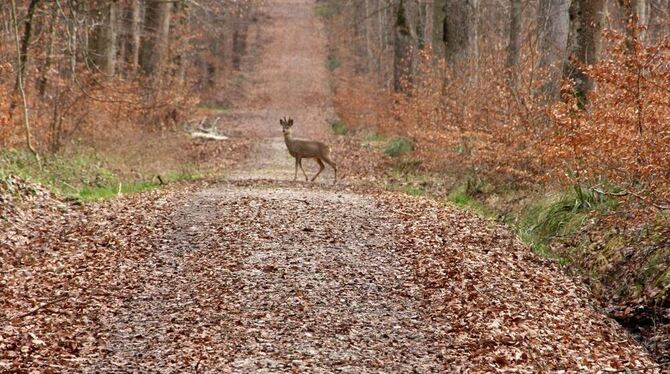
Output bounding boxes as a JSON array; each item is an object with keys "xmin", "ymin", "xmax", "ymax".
[{"xmin": 280, "ymin": 117, "xmax": 337, "ymax": 184}]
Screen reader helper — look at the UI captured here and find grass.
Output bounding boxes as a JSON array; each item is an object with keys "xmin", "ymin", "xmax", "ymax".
[
  {"xmin": 330, "ymin": 119, "xmax": 348, "ymax": 135},
  {"xmin": 384, "ymin": 137, "xmax": 413, "ymax": 157},
  {"xmin": 447, "ymin": 183, "xmax": 497, "ymax": 219},
  {"xmin": 314, "ymin": 3, "xmax": 334, "ymax": 19},
  {"xmin": 517, "ymin": 186, "xmax": 617, "ymax": 261},
  {"xmin": 364, "ymin": 132, "xmax": 387, "ymax": 142},
  {"xmin": 327, "ymin": 55, "xmax": 341, "ymax": 71},
  {"xmin": 0, "ymin": 149, "xmax": 201, "ymax": 202},
  {"xmin": 197, "ymin": 100, "xmax": 228, "ymax": 112}
]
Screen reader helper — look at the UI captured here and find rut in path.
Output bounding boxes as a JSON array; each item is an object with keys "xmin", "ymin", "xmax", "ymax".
[{"xmin": 92, "ymin": 0, "xmax": 657, "ymax": 372}]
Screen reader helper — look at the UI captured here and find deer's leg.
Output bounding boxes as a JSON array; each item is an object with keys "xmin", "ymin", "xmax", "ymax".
[
  {"xmin": 294, "ymin": 158, "xmax": 299, "ymax": 181},
  {"xmin": 311, "ymin": 158, "xmax": 325, "ymax": 182},
  {"xmin": 322, "ymin": 155, "xmax": 338, "ymax": 184},
  {"xmin": 298, "ymin": 158, "xmax": 308, "ymax": 181}
]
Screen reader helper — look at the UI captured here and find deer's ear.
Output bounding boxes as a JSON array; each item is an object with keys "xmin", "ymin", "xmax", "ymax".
[
  {"xmin": 288, "ymin": 118, "xmax": 294, "ymax": 127},
  {"xmin": 279, "ymin": 118, "xmax": 285, "ymax": 125}
]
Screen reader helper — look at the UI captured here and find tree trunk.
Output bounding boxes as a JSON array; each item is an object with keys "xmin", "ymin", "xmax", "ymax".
[
  {"xmin": 10, "ymin": 0, "xmax": 39, "ymax": 159},
  {"xmin": 567, "ymin": 0, "xmax": 606, "ymax": 104},
  {"xmin": 443, "ymin": 0, "xmax": 479, "ymax": 76},
  {"xmin": 619, "ymin": 0, "xmax": 648, "ymax": 40},
  {"xmin": 423, "ymin": 0, "xmax": 434, "ymax": 51},
  {"xmin": 91, "ymin": 1, "xmax": 119, "ymax": 76},
  {"xmin": 128, "ymin": 0, "xmax": 142, "ymax": 71},
  {"xmin": 14, "ymin": 0, "xmax": 40, "ymax": 92},
  {"xmin": 38, "ymin": 5, "xmax": 57, "ymax": 96},
  {"xmin": 506, "ymin": 0, "xmax": 522, "ymax": 88},
  {"xmin": 445, "ymin": 0, "xmax": 479, "ymax": 83},
  {"xmin": 432, "ymin": 0, "xmax": 446, "ymax": 58},
  {"xmin": 393, "ymin": 0, "xmax": 417, "ymax": 92},
  {"xmin": 537, "ymin": 0, "xmax": 571, "ymax": 101},
  {"xmin": 140, "ymin": 0, "xmax": 172, "ymax": 76}
]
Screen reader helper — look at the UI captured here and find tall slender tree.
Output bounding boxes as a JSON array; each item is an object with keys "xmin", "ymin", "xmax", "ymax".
[
  {"xmin": 537, "ymin": 0, "xmax": 571, "ymax": 101},
  {"xmin": 506, "ymin": 0, "xmax": 522, "ymax": 88},
  {"xmin": 140, "ymin": 0, "xmax": 172, "ymax": 76}
]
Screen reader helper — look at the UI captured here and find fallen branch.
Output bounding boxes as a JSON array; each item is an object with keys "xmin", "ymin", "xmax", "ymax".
[
  {"xmin": 592, "ymin": 187, "xmax": 670, "ymax": 210},
  {"xmin": 13, "ymin": 296, "xmax": 69, "ymax": 320},
  {"xmin": 191, "ymin": 131, "xmax": 228, "ymax": 140}
]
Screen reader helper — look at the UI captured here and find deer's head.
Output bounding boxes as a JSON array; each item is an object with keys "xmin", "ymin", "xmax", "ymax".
[{"xmin": 280, "ymin": 117, "xmax": 294, "ymax": 135}]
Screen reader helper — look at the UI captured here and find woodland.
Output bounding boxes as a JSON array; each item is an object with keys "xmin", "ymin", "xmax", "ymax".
[{"xmin": 1, "ymin": 0, "xmax": 669, "ymax": 371}]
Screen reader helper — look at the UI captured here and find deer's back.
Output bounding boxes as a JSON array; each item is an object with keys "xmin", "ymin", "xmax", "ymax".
[{"xmin": 287, "ymin": 138, "xmax": 330, "ymax": 158}]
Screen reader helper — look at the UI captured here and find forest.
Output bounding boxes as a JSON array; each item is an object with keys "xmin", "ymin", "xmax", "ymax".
[
  {"xmin": 320, "ymin": 0, "xmax": 670, "ymax": 362},
  {"xmin": 1, "ymin": 0, "xmax": 669, "ymax": 371}
]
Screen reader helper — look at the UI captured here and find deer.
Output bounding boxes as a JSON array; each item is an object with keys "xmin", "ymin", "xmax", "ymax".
[{"xmin": 280, "ymin": 117, "xmax": 337, "ymax": 184}]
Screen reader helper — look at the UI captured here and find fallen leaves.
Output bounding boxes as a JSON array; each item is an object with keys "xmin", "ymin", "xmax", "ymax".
[{"xmin": 0, "ymin": 176, "xmax": 662, "ymax": 372}]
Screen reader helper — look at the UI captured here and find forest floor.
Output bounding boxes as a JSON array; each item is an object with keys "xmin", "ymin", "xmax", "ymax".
[{"xmin": 0, "ymin": 0, "xmax": 663, "ymax": 372}]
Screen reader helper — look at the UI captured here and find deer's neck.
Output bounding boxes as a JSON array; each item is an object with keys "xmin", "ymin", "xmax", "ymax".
[{"xmin": 283, "ymin": 131, "xmax": 294, "ymax": 147}]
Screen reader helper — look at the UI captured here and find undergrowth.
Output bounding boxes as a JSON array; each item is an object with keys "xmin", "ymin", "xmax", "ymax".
[
  {"xmin": 330, "ymin": 119, "xmax": 348, "ymax": 135},
  {"xmin": 384, "ymin": 137, "xmax": 412, "ymax": 157},
  {"xmin": 0, "ymin": 149, "xmax": 201, "ymax": 202},
  {"xmin": 516, "ymin": 186, "xmax": 618, "ymax": 262}
]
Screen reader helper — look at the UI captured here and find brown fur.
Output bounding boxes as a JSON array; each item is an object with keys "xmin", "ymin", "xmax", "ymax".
[{"xmin": 280, "ymin": 117, "xmax": 337, "ymax": 183}]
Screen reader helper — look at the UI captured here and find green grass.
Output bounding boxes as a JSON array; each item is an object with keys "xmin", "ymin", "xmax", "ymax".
[
  {"xmin": 0, "ymin": 149, "xmax": 201, "ymax": 202},
  {"xmin": 447, "ymin": 184, "xmax": 496, "ymax": 219},
  {"xmin": 384, "ymin": 137, "xmax": 413, "ymax": 157},
  {"xmin": 327, "ymin": 55, "xmax": 341, "ymax": 71},
  {"xmin": 314, "ymin": 3, "xmax": 334, "ymax": 19},
  {"xmin": 330, "ymin": 119, "xmax": 348, "ymax": 135},
  {"xmin": 197, "ymin": 100, "xmax": 228, "ymax": 112},
  {"xmin": 517, "ymin": 186, "xmax": 617, "ymax": 260},
  {"xmin": 364, "ymin": 132, "xmax": 387, "ymax": 142}
]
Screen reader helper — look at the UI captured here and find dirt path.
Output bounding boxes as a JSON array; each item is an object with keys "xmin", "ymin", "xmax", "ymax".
[
  {"xmin": 214, "ymin": 0, "xmax": 336, "ymax": 181},
  {"xmin": 2, "ymin": 0, "xmax": 659, "ymax": 372}
]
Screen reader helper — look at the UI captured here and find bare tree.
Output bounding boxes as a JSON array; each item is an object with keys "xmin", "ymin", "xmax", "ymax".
[
  {"xmin": 567, "ymin": 0, "xmax": 606, "ymax": 104},
  {"xmin": 140, "ymin": 0, "xmax": 172, "ymax": 75},
  {"xmin": 92, "ymin": 0, "xmax": 119, "ymax": 76},
  {"xmin": 393, "ymin": 0, "xmax": 418, "ymax": 91},
  {"xmin": 14, "ymin": 0, "xmax": 41, "ymax": 93},
  {"xmin": 537, "ymin": 0, "xmax": 571, "ymax": 100},
  {"xmin": 507, "ymin": 0, "xmax": 522, "ymax": 88},
  {"xmin": 619, "ymin": 0, "xmax": 649, "ymax": 40},
  {"xmin": 443, "ymin": 0, "xmax": 479, "ymax": 76},
  {"xmin": 123, "ymin": 0, "xmax": 143, "ymax": 72},
  {"xmin": 9, "ymin": 0, "xmax": 39, "ymax": 160}
]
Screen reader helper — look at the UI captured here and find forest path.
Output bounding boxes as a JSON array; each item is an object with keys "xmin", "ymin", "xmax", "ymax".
[{"xmin": 92, "ymin": 0, "xmax": 656, "ymax": 372}]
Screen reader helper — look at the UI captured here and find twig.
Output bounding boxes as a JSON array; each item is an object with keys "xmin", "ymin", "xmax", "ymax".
[
  {"xmin": 592, "ymin": 187, "xmax": 670, "ymax": 210},
  {"xmin": 13, "ymin": 296, "xmax": 69, "ymax": 320}
]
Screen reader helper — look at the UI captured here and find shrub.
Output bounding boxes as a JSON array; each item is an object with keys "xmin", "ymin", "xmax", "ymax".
[
  {"xmin": 385, "ymin": 137, "xmax": 413, "ymax": 157},
  {"xmin": 330, "ymin": 119, "xmax": 348, "ymax": 135}
]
